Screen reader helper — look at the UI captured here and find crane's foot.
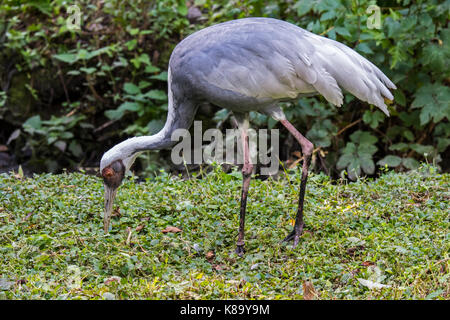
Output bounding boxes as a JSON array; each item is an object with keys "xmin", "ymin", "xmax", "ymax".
[
  {"xmin": 235, "ymin": 241, "xmax": 245, "ymax": 257},
  {"xmin": 282, "ymin": 223, "xmax": 305, "ymax": 248}
]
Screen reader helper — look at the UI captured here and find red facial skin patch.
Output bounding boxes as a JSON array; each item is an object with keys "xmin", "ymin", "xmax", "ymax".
[{"xmin": 102, "ymin": 167, "xmax": 114, "ymax": 178}]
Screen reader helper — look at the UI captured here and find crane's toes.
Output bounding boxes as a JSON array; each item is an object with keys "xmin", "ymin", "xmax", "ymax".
[
  {"xmin": 282, "ymin": 230, "xmax": 296, "ymax": 243},
  {"xmin": 282, "ymin": 224, "xmax": 305, "ymax": 246},
  {"xmin": 235, "ymin": 242, "xmax": 245, "ymax": 257}
]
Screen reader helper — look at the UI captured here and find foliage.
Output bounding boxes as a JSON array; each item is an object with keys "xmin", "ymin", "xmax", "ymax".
[
  {"xmin": 0, "ymin": 165, "xmax": 448, "ymax": 299},
  {"xmin": 0, "ymin": 0, "xmax": 448, "ymax": 178}
]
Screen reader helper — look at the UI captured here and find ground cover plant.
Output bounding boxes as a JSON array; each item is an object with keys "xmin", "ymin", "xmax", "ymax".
[
  {"xmin": 0, "ymin": 165, "xmax": 448, "ymax": 299},
  {"xmin": 0, "ymin": 0, "xmax": 449, "ymax": 177}
]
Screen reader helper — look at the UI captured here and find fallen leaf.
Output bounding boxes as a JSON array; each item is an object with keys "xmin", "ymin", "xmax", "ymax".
[
  {"xmin": 292, "ymin": 151, "xmax": 302, "ymax": 158},
  {"xmin": 102, "ymin": 292, "xmax": 115, "ymax": 300},
  {"xmin": 205, "ymin": 251, "xmax": 215, "ymax": 261},
  {"xmin": 23, "ymin": 212, "xmax": 34, "ymax": 221},
  {"xmin": 362, "ymin": 261, "xmax": 375, "ymax": 267},
  {"xmin": 212, "ymin": 264, "xmax": 223, "ymax": 271},
  {"xmin": 347, "ymin": 245, "xmax": 365, "ymax": 256},
  {"xmin": 250, "ymin": 263, "xmax": 259, "ymax": 270},
  {"xmin": 7, "ymin": 129, "xmax": 20, "ymax": 145},
  {"xmin": 351, "ymin": 268, "xmax": 360, "ymax": 276},
  {"xmin": 111, "ymin": 206, "xmax": 121, "ymax": 217},
  {"xmin": 0, "ymin": 278, "xmax": 14, "ymax": 290},
  {"xmin": 125, "ymin": 227, "xmax": 132, "ymax": 245},
  {"xmin": 14, "ymin": 165, "xmax": 24, "ymax": 180},
  {"xmin": 357, "ymin": 278, "xmax": 391, "ymax": 289},
  {"xmin": 161, "ymin": 226, "xmax": 182, "ymax": 233},
  {"xmin": 135, "ymin": 225, "xmax": 144, "ymax": 232},
  {"xmin": 104, "ymin": 276, "xmax": 121, "ymax": 285},
  {"xmin": 303, "ymin": 280, "xmax": 317, "ymax": 300}
]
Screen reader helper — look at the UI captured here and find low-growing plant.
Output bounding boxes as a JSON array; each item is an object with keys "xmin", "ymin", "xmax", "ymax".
[
  {"xmin": 0, "ymin": 165, "xmax": 448, "ymax": 299},
  {"xmin": 0, "ymin": 0, "xmax": 448, "ymax": 179}
]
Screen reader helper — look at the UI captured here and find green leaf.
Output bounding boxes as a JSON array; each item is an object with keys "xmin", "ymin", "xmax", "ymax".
[
  {"xmin": 150, "ymin": 72, "xmax": 168, "ymax": 81},
  {"xmin": 130, "ymin": 54, "xmax": 151, "ymax": 69},
  {"xmin": 177, "ymin": 0, "xmax": 188, "ymax": 15},
  {"xmin": 336, "ymin": 153, "xmax": 353, "ymax": 170},
  {"xmin": 393, "ymin": 89, "xmax": 406, "ymax": 107},
  {"xmin": 147, "ymin": 119, "xmax": 165, "ymax": 134},
  {"xmin": 125, "ymin": 39, "xmax": 137, "ymax": 51},
  {"xmin": 123, "ymin": 83, "xmax": 141, "ymax": 95},
  {"xmin": 403, "ymin": 130, "xmax": 415, "ymax": 142},
  {"xmin": 355, "ymin": 43, "xmax": 373, "ymax": 55},
  {"xmin": 360, "ymin": 157, "xmax": 375, "ymax": 175},
  {"xmin": 320, "ymin": 10, "xmax": 335, "ymax": 21},
  {"xmin": 335, "ymin": 27, "xmax": 352, "ymax": 38},
  {"xmin": 350, "ymin": 130, "xmax": 378, "ymax": 145},
  {"xmin": 295, "ymin": 0, "xmax": 314, "ymax": 16},
  {"xmin": 53, "ymin": 53, "xmax": 78, "ymax": 64},
  {"xmin": 377, "ymin": 155, "xmax": 402, "ymax": 167},
  {"xmin": 80, "ymin": 67, "xmax": 96, "ymax": 74},
  {"xmin": 338, "ymin": 131, "xmax": 378, "ymax": 179},
  {"xmin": 306, "ymin": 120, "xmax": 337, "ymax": 148},
  {"xmin": 69, "ymin": 141, "xmax": 83, "ymax": 157},
  {"xmin": 410, "ymin": 144, "xmax": 435, "ymax": 156},
  {"xmin": 144, "ymin": 90, "xmax": 167, "ymax": 101},
  {"xmin": 67, "ymin": 70, "xmax": 81, "ymax": 76},
  {"xmin": 23, "ymin": 115, "xmax": 43, "ymax": 135},
  {"xmin": 105, "ymin": 102, "xmax": 141, "ymax": 120},
  {"xmin": 402, "ymin": 157, "xmax": 420, "ymax": 169},
  {"xmin": 412, "ymin": 84, "xmax": 450, "ymax": 125},
  {"xmin": 145, "ymin": 65, "xmax": 160, "ymax": 73},
  {"xmin": 358, "ymin": 143, "xmax": 378, "ymax": 157},
  {"xmin": 363, "ymin": 110, "xmax": 385, "ymax": 129},
  {"xmin": 436, "ymin": 137, "xmax": 450, "ymax": 152},
  {"xmin": 347, "ymin": 158, "xmax": 362, "ymax": 180},
  {"xmin": 389, "ymin": 143, "xmax": 409, "ymax": 152}
]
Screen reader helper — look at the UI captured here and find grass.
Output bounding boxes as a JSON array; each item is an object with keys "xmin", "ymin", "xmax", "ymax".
[{"xmin": 0, "ymin": 165, "xmax": 448, "ymax": 299}]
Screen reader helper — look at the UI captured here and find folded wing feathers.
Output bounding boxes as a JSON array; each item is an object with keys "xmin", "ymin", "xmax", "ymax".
[
  {"xmin": 295, "ymin": 33, "xmax": 396, "ymax": 116},
  {"xmin": 200, "ymin": 24, "xmax": 395, "ymax": 116}
]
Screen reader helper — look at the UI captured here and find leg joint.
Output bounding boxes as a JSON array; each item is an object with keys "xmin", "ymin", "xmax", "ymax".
[
  {"xmin": 242, "ymin": 162, "xmax": 254, "ymax": 176},
  {"xmin": 302, "ymin": 140, "xmax": 314, "ymax": 157}
]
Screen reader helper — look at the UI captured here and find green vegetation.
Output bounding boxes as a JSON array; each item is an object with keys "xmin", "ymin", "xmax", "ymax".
[
  {"xmin": 0, "ymin": 0, "xmax": 449, "ymax": 177},
  {"xmin": 0, "ymin": 165, "xmax": 448, "ymax": 299}
]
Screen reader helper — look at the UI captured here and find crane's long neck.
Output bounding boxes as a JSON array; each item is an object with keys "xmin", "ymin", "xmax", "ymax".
[{"xmin": 101, "ymin": 68, "xmax": 197, "ymax": 169}]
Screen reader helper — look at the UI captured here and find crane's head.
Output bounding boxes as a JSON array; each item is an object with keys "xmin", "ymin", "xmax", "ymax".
[{"xmin": 100, "ymin": 144, "xmax": 141, "ymax": 233}]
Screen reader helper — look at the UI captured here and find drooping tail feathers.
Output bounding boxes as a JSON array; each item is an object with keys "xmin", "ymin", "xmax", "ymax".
[{"xmin": 302, "ymin": 32, "xmax": 397, "ymax": 116}]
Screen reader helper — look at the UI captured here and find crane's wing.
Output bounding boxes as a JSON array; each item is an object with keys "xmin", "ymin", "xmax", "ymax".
[{"xmin": 186, "ymin": 19, "xmax": 396, "ymax": 116}]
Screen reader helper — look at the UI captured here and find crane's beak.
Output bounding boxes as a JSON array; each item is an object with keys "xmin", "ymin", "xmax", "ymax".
[{"xmin": 103, "ymin": 185, "xmax": 118, "ymax": 233}]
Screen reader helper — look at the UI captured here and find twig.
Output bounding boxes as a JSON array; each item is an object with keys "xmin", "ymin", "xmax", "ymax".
[
  {"xmin": 58, "ymin": 65, "xmax": 71, "ymax": 103},
  {"xmin": 320, "ymin": 26, "xmax": 335, "ymax": 36},
  {"xmin": 65, "ymin": 106, "xmax": 80, "ymax": 118},
  {"xmin": 125, "ymin": 227, "xmax": 132, "ymax": 246},
  {"xmin": 287, "ymin": 147, "xmax": 321, "ymax": 169},
  {"xmin": 94, "ymin": 119, "xmax": 117, "ymax": 133},
  {"xmin": 86, "ymin": 74, "xmax": 106, "ymax": 103},
  {"xmin": 406, "ymin": 122, "xmax": 436, "ymax": 158},
  {"xmin": 336, "ymin": 119, "xmax": 362, "ymax": 136}
]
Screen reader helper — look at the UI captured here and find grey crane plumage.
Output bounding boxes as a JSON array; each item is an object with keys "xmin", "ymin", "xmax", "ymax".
[{"xmin": 100, "ymin": 18, "xmax": 396, "ymax": 254}]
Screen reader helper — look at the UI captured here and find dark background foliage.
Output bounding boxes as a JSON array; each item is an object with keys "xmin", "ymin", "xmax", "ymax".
[{"xmin": 0, "ymin": 0, "xmax": 448, "ymax": 178}]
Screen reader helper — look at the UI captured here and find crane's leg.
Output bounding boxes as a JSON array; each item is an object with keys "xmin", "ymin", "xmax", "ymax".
[
  {"xmin": 279, "ymin": 119, "xmax": 314, "ymax": 247},
  {"xmin": 234, "ymin": 113, "xmax": 253, "ymax": 256}
]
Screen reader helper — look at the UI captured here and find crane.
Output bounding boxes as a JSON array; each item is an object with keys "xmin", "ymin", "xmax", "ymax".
[{"xmin": 100, "ymin": 18, "xmax": 396, "ymax": 256}]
